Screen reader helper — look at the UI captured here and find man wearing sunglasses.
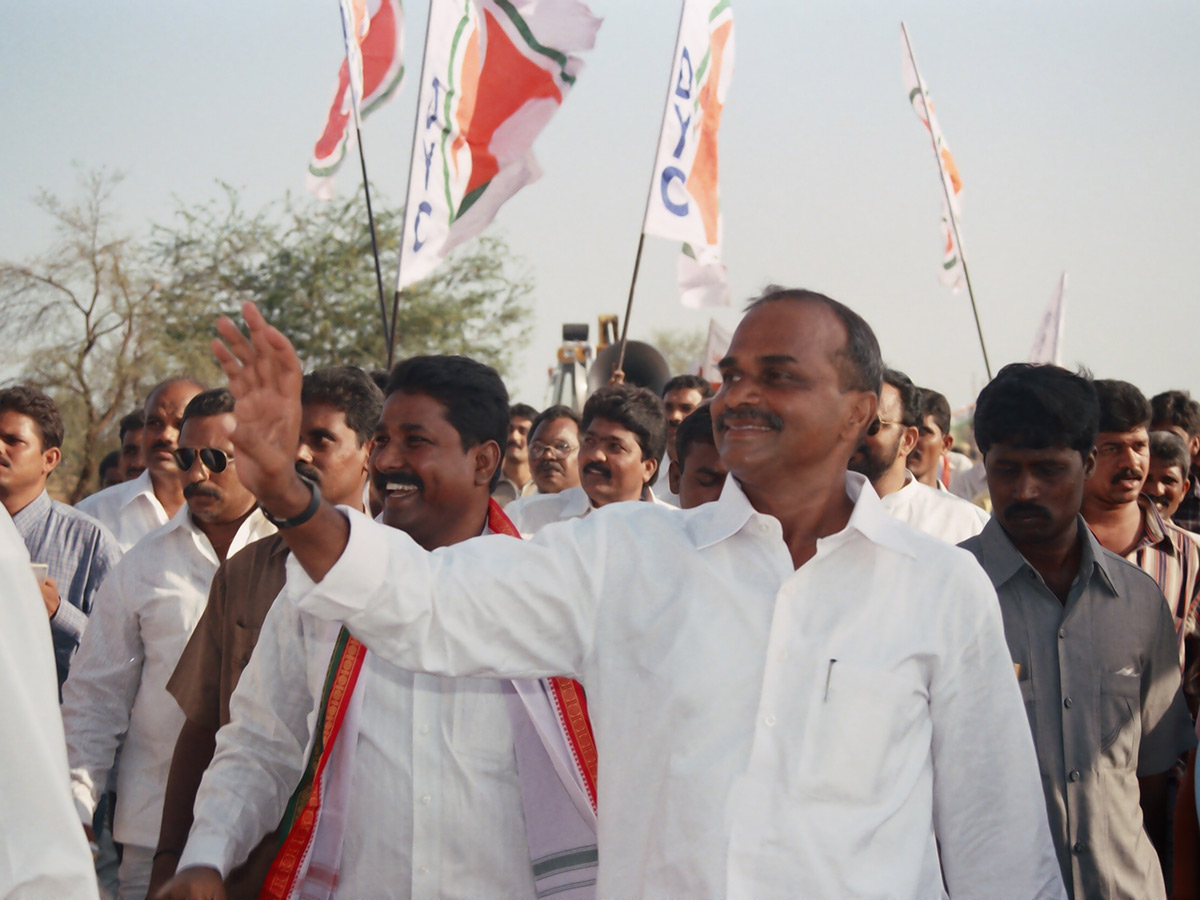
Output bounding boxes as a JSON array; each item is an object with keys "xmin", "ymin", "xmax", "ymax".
[
  {"xmin": 61, "ymin": 388, "xmax": 275, "ymax": 900},
  {"xmin": 849, "ymin": 368, "xmax": 988, "ymax": 544}
]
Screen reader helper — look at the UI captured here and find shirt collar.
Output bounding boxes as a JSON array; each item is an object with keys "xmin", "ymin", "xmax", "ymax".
[
  {"xmin": 10, "ymin": 489, "xmax": 52, "ymax": 540},
  {"xmin": 1135, "ymin": 494, "xmax": 1175, "ymax": 553},
  {"xmin": 974, "ymin": 514, "xmax": 1118, "ymax": 597},
  {"xmin": 560, "ymin": 486, "xmax": 594, "ymax": 518},
  {"xmin": 688, "ymin": 470, "xmax": 911, "ymax": 556}
]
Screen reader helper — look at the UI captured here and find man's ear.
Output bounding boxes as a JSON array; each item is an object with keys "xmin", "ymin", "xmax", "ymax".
[
  {"xmin": 942, "ymin": 433, "xmax": 955, "ymax": 454},
  {"xmin": 641, "ymin": 454, "xmax": 658, "ymax": 486},
  {"xmin": 843, "ymin": 391, "xmax": 878, "ymax": 443},
  {"xmin": 42, "ymin": 446, "xmax": 61, "ymax": 476},
  {"xmin": 474, "ymin": 440, "xmax": 502, "ymax": 487},
  {"xmin": 1082, "ymin": 448, "xmax": 1098, "ymax": 480},
  {"xmin": 668, "ymin": 459, "xmax": 682, "ymax": 495},
  {"xmin": 1190, "ymin": 433, "xmax": 1200, "ymax": 461},
  {"xmin": 898, "ymin": 425, "xmax": 919, "ymax": 457}
]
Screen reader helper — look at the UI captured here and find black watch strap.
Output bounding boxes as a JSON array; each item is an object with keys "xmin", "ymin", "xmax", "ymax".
[{"xmin": 262, "ymin": 479, "xmax": 322, "ymax": 529}]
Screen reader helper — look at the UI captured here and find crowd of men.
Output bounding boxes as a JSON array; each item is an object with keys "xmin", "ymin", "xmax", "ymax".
[{"xmin": 2, "ymin": 286, "xmax": 1198, "ymax": 900}]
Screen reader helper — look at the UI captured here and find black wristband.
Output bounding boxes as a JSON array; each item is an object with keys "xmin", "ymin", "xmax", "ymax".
[{"xmin": 262, "ymin": 479, "xmax": 322, "ymax": 529}]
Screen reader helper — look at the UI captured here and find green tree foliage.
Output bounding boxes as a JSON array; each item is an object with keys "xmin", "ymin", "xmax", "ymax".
[
  {"xmin": 651, "ymin": 326, "xmax": 707, "ymax": 376},
  {"xmin": 150, "ymin": 186, "xmax": 533, "ymax": 377}
]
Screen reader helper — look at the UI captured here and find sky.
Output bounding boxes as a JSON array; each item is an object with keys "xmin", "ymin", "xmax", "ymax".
[{"xmin": 2, "ymin": 1, "xmax": 1198, "ymax": 410}]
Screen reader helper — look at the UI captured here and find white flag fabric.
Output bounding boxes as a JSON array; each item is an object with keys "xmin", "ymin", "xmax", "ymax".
[
  {"xmin": 397, "ymin": 0, "xmax": 601, "ymax": 289},
  {"xmin": 901, "ymin": 26, "xmax": 965, "ymax": 292},
  {"xmin": 698, "ymin": 317, "xmax": 732, "ymax": 383},
  {"xmin": 643, "ymin": 0, "xmax": 735, "ymax": 308},
  {"xmin": 1029, "ymin": 272, "xmax": 1067, "ymax": 366},
  {"xmin": 307, "ymin": 0, "xmax": 406, "ymax": 200}
]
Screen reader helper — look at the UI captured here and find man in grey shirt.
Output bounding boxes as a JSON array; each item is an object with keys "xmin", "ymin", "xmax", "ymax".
[{"xmin": 961, "ymin": 363, "xmax": 1195, "ymax": 900}]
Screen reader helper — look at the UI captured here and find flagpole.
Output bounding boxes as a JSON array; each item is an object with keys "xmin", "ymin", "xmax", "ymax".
[
  {"xmin": 388, "ymin": 0, "xmax": 438, "ymax": 369},
  {"xmin": 615, "ymin": 0, "xmax": 690, "ymax": 378},
  {"xmin": 901, "ymin": 21, "xmax": 992, "ymax": 381}
]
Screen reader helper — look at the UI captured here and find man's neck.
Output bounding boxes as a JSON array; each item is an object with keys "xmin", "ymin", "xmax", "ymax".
[
  {"xmin": 1010, "ymin": 519, "xmax": 1084, "ymax": 605},
  {"xmin": 914, "ymin": 466, "xmax": 940, "ymax": 488},
  {"xmin": 150, "ymin": 468, "xmax": 187, "ymax": 518},
  {"xmin": 1, "ymin": 484, "xmax": 45, "ymax": 518},
  {"xmin": 503, "ymin": 460, "xmax": 531, "ymax": 489},
  {"xmin": 193, "ymin": 505, "xmax": 256, "ymax": 563},
  {"xmin": 1080, "ymin": 495, "xmax": 1143, "ymax": 556},
  {"xmin": 413, "ymin": 498, "xmax": 492, "ymax": 551},
  {"xmin": 738, "ymin": 463, "xmax": 855, "ymax": 570},
  {"xmin": 585, "ymin": 488, "xmax": 643, "ymax": 509},
  {"xmin": 871, "ymin": 462, "xmax": 909, "ymax": 498}
]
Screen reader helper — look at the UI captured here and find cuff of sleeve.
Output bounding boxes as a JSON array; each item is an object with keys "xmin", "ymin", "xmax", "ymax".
[
  {"xmin": 177, "ymin": 832, "xmax": 233, "ymax": 880},
  {"xmin": 52, "ymin": 600, "xmax": 88, "ymax": 642},
  {"xmin": 285, "ymin": 506, "xmax": 395, "ymax": 620}
]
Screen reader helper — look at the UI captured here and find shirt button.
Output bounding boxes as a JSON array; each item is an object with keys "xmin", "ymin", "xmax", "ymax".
[
  {"xmin": 421, "ymin": 794, "xmax": 432, "ymax": 806},
  {"xmin": 1058, "ymin": 628, "xmax": 1067, "ymax": 639},
  {"xmin": 418, "ymin": 724, "xmax": 430, "ymax": 736},
  {"xmin": 1063, "ymin": 696, "xmax": 1073, "ymax": 709},
  {"xmin": 1072, "ymin": 841, "xmax": 1086, "ymax": 855},
  {"xmin": 1069, "ymin": 770, "xmax": 1081, "ymax": 782},
  {"xmin": 764, "ymin": 714, "xmax": 776, "ymax": 727},
  {"xmin": 758, "ymin": 521, "xmax": 770, "ymax": 534}
]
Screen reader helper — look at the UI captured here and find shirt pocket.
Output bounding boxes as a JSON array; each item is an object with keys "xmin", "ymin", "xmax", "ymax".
[
  {"xmin": 1099, "ymin": 671, "xmax": 1141, "ymax": 770},
  {"xmin": 796, "ymin": 660, "xmax": 926, "ymax": 804}
]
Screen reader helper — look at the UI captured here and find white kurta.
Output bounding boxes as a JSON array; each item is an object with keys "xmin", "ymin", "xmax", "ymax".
[
  {"xmin": 285, "ymin": 473, "xmax": 1066, "ymax": 900},
  {"xmin": 178, "ymin": 547, "xmax": 537, "ymax": 899},
  {"xmin": 881, "ymin": 471, "xmax": 990, "ymax": 544},
  {"xmin": 506, "ymin": 484, "xmax": 675, "ymax": 536},
  {"xmin": 60, "ymin": 506, "xmax": 275, "ymax": 848},
  {"xmin": 0, "ymin": 509, "xmax": 99, "ymax": 900},
  {"xmin": 75, "ymin": 469, "xmax": 169, "ymax": 551}
]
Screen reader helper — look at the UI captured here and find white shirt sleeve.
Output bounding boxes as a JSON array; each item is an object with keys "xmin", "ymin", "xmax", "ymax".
[
  {"xmin": 929, "ymin": 558, "xmax": 1065, "ymax": 898},
  {"xmin": 287, "ymin": 507, "xmax": 601, "ymax": 680},
  {"xmin": 179, "ymin": 597, "xmax": 323, "ymax": 877},
  {"xmin": 0, "ymin": 519, "xmax": 100, "ymax": 900},
  {"xmin": 60, "ymin": 561, "xmax": 143, "ymax": 823}
]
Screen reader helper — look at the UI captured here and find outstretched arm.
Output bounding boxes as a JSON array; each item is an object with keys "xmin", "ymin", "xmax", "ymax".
[{"xmin": 211, "ymin": 302, "xmax": 348, "ymax": 581}]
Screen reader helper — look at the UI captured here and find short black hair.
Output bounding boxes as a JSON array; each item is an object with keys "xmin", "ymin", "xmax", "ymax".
[
  {"xmin": 1150, "ymin": 390, "xmax": 1200, "ymax": 439},
  {"xmin": 676, "ymin": 402, "xmax": 716, "ymax": 467},
  {"xmin": 582, "ymin": 384, "xmax": 667, "ymax": 485},
  {"xmin": 386, "ymin": 355, "xmax": 509, "ymax": 489},
  {"xmin": 510, "ymin": 403, "xmax": 540, "ymax": 423},
  {"xmin": 181, "ymin": 388, "xmax": 235, "ymax": 426},
  {"xmin": 746, "ymin": 287, "xmax": 883, "ymax": 395},
  {"xmin": 0, "ymin": 386, "xmax": 64, "ymax": 450},
  {"xmin": 916, "ymin": 387, "xmax": 951, "ymax": 436},
  {"xmin": 662, "ymin": 374, "xmax": 714, "ymax": 401},
  {"xmin": 368, "ymin": 369, "xmax": 390, "ymax": 393},
  {"xmin": 119, "ymin": 408, "xmax": 145, "ymax": 440},
  {"xmin": 883, "ymin": 369, "xmax": 921, "ymax": 428},
  {"xmin": 973, "ymin": 364, "xmax": 1099, "ymax": 458},
  {"xmin": 98, "ymin": 450, "xmax": 120, "ymax": 479},
  {"xmin": 529, "ymin": 404, "xmax": 581, "ymax": 442},
  {"xmin": 1150, "ymin": 430, "xmax": 1191, "ymax": 474},
  {"xmin": 1094, "ymin": 379, "xmax": 1151, "ymax": 434},
  {"xmin": 302, "ymin": 366, "xmax": 384, "ymax": 446}
]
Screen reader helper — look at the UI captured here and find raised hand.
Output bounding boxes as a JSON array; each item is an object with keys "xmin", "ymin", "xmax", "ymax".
[{"xmin": 211, "ymin": 302, "xmax": 308, "ymax": 516}]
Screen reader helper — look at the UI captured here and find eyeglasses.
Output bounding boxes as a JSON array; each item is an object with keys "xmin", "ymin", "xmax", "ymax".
[
  {"xmin": 172, "ymin": 447, "xmax": 233, "ymax": 473},
  {"xmin": 530, "ymin": 440, "xmax": 579, "ymax": 460},
  {"xmin": 867, "ymin": 417, "xmax": 906, "ymax": 437}
]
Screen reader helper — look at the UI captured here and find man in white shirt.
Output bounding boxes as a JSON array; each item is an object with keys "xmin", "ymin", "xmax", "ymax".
[
  {"xmin": 78, "ymin": 378, "xmax": 205, "ymax": 550},
  {"xmin": 62, "ymin": 388, "xmax": 274, "ymax": 900},
  {"xmin": 850, "ymin": 368, "xmax": 988, "ymax": 544},
  {"xmin": 160, "ymin": 357, "xmax": 538, "ymax": 900},
  {"xmin": 0, "ymin": 507, "xmax": 99, "ymax": 900},
  {"xmin": 908, "ymin": 387, "xmax": 955, "ymax": 489},
  {"xmin": 211, "ymin": 289, "xmax": 1066, "ymax": 899},
  {"xmin": 508, "ymin": 384, "xmax": 672, "ymax": 534}
]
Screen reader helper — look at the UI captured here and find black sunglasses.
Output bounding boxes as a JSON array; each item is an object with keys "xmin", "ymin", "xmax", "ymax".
[{"xmin": 172, "ymin": 447, "xmax": 233, "ymax": 473}]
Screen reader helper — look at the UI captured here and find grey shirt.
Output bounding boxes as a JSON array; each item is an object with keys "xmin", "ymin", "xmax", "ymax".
[{"xmin": 962, "ymin": 517, "xmax": 1195, "ymax": 900}]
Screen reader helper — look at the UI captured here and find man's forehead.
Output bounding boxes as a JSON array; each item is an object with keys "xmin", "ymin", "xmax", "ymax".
[
  {"xmin": 727, "ymin": 299, "xmax": 846, "ymax": 356},
  {"xmin": 1152, "ymin": 422, "xmax": 1190, "ymax": 443},
  {"xmin": 665, "ymin": 387, "xmax": 703, "ymax": 404},
  {"xmin": 535, "ymin": 416, "xmax": 578, "ymax": 439},
  {"xmin": 585, "ymin": 417, "xmax": 635, "ymax": 439},
  {"xmin": 148, "ymin": 382, "xmax": 200, "ymax": 411},
  {"xmin": 179, "ymin": 413, "xmax": 236, "ymax": 447},
  {"xmin": 988, "ymin": 441, "xmax": 1081, "ymax": 461},
  {"xmin": 381, "ymin": 390, "xmax": 451, "ymax": 427},
  {"xmin": 301, "ymin": 401, "xmax": 351, "ymax": 430},
  {"xmin": 1097, "ymin": 428, "xmax": 1149, "ymax": 445}
]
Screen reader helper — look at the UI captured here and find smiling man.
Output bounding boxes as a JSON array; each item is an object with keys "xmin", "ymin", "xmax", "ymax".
[
  {"xmin": 209, "ymin": 289, "xmax": 1065, "ymax": 899},
  {"xmin": 1146, "ymin": 430, "xmax": 1193, "ymax": 523},
  {"xmin": 61, "ymin": 388, "xmax": 274, "ymax": 900},
  {"xmin": 960, "ymin": 364, "xmax": 1194, "ymax": 900}
]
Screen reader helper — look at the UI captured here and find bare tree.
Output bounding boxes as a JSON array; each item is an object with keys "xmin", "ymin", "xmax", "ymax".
[{"xmin": 0, "ymin": 169, "xmax": 157, "ymax": 502}]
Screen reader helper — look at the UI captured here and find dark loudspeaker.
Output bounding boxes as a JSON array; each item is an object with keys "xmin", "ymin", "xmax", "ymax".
[{"xmin": 588, "ymin": 341, "xmax": 671, "ymax": 397}]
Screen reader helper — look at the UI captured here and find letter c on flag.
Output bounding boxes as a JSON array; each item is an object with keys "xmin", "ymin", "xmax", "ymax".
[
  {"xmin": 660, "ymin": 167, "xmax": 689, "ymax": 217},
  {"xmin": 413, "ymin": 201, "xmax": 432, "ymax": 252}
]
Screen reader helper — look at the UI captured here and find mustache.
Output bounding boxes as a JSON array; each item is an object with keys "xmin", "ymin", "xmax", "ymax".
[
  {"xmin": 1003, "ymin": 502, "xmax": 1051, "ymax": 520},
  {"xmin": 535, "ymin": 459, "xmax": 564, "ymax": 476},
  {"xmin": 294, "ymin": 461, "xmax": 323, "ymax": 485},
  {"xmin": 373, "ymin": 470, "xmax": 423, "ymax": 494},
  {"xmin": 183, "ymin": 483, "xmax": 221, "ymax": 500},
  {"xmin": 583, "ymin": 462, "xmax": 612, "ymax": 479},
  {"xmin": 715, "ymin": 405, "xmax": 784, "ymax": 432},
  {"xmin": 1111, "ymin": 468, "xmax": 1143, "ymax": 484},
  {"xmin": 152, "ymin": 439, "xmax": 173, "ymax": 452}
]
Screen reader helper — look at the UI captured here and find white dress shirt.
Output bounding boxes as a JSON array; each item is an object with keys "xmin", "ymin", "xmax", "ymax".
[
  {"xmin": 881, "ymin": 471, "xmax": 989, "ymax": 544},
  {"xmin": 284, "ymin": 473, "xmax": 1065, "ymax": 899},
  {"xmin": 61, "ymin": 505, "xmax": 275, "ymax": 848},
  {"xmin": 76, "ymin": 469, "xmax": 170, "ymax": 551},
  {"xmin": 178, "ymin": 541, "xmax": 537, "ymax": 899},
  {"xmin": 506, "ymin": 485, "xmax": 674, "ymax": 536},
  {"xmin": 0, "ymin": 510, "xmax": 99, "ymax": 900}
]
